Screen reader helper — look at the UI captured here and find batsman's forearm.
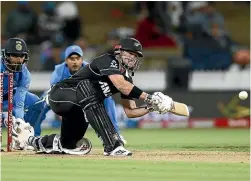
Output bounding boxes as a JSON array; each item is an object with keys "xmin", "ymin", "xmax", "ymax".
[
  {"xmin": 125, "ymin": 107, "xmax": 149, "ymax": 118},
  {"xmin": 109, "ymin": 74, "xmax": 149, "ymax": 100},
  {"xmin": 118, "ymin": 81, "xmax": 148, "ymax": 100},
  {"xmin": 116, "ymin": 81, "xmax": 135, "ymax": 95}
]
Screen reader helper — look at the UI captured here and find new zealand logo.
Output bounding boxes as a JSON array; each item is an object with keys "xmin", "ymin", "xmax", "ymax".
[
  {"xmin": 110, "ymin": 60, "xmax": 118, "ymax": 68},
  {"xmin": 134, "ymin": 42, "xmax": 140, "ymax": 47}
]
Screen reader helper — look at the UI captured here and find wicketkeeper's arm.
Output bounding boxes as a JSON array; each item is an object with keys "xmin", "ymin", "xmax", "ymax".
[
  {"xmin": 14, "ymin": 71, "xmax": 31, "ymax": 119},
  {"xmin": 13, "ymin": 86, "xmax": 28, "ymax": 119},
  {"xmin": 14, "ymin": 67, "xmax": 31, "ymax": 119}
]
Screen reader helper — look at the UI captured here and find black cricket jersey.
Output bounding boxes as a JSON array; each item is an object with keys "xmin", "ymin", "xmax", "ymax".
[{"xmin": 62, "ymin": 53, "xmax": 133, "ymax": 99}]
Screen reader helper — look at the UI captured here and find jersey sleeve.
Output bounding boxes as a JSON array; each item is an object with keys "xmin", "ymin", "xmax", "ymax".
[
  {"xmin": 96, "ymin": 55, "xmax": 121, "ymax": 76},
  {"xmin": 13, "ymin": 67, "xmax": 31, "ymax": 119}
]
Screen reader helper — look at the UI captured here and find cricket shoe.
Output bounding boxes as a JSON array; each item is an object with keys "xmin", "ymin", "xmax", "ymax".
[
  {"xmin": 61, "ymin": 137, "xmax": 92, "ymax": 155},
  {"xmin": 104, "ymin": 146, "xmax": 132, "ymax": 156}
]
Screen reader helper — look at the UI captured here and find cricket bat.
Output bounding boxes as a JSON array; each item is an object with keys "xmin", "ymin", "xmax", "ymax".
[{"xmin": 169, "ymin": 101, "xmax": 190, "ymax": 117}]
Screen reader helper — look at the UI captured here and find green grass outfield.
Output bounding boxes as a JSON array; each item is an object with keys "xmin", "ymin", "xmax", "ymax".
[{"xmin": 1, "ymin": 129, "xmax": 250, "ymax": 181}]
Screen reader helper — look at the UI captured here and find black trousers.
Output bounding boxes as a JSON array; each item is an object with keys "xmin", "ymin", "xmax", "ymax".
[
  {"xmin": 48, "ymin": 84, "xmax": 89, "ymax": 149},
  {"xmin": 34, "ymin": 81, "xmax": 122, "ymax": 152}
]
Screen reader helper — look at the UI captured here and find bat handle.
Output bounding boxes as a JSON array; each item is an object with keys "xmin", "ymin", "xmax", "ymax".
[{"xmin": 170, "ymin": 101, "xmax": 175, "ymax": 111}]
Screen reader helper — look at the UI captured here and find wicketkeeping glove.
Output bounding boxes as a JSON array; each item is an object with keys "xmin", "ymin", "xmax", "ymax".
[{"xmin": 4, "ymin": 116, "xmax": 34, "ymax": 147}]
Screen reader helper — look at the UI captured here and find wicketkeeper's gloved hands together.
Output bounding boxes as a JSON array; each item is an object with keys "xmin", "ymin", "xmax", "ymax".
[
  {"xmin": 13, "ymin": 118, "xmax": 34, "ymax": 149},
  {"xmin": 4, "ymin": 116, "xmax": 34, "ymax": 147},
  {"xmin": 4, "ymin": 116, "xmax": 20, "ymax": 137}
]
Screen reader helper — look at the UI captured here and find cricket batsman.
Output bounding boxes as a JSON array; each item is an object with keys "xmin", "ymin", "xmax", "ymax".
[
  {"xmin": 14, "ymin": 37, "xmax": 174, "ymax": 156},
  {"xmin": 23, "ymin": 45, "xmax": 127, "ymax": 144}
]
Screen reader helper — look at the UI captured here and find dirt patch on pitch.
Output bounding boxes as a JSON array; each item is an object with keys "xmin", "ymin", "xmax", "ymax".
[
  {"xmin": 1, "ymin": 149, "xmax": 249, "ymax": 163},
  {"xmin": 132, "ymin": 150, "xmax": 250, "ymax": 163}
]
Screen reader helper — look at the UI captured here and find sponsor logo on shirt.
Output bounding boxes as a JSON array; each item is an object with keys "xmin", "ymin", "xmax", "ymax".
[{"xmin": 99, "ymin": 81, "xmax": 112, "ymax": 97}]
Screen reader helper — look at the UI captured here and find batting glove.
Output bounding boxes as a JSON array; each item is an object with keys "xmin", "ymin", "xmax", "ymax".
[
  {"xmin": 153, "ymin": 92, "xmax": 174, "ymax": 114},
  {"xmin": 144, "ymin": 94, "xmax": 163, "ymax": 113}
]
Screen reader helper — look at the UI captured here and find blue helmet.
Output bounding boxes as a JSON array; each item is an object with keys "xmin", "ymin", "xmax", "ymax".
[{"xmin": 1, "ymin": 37, "xmax": 29, "ymax": 72}]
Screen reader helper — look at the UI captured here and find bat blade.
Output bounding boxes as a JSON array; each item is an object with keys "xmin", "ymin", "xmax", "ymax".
[{"xmin": 169, "ymin": 101, "xmax": 190, "ymax": 117}]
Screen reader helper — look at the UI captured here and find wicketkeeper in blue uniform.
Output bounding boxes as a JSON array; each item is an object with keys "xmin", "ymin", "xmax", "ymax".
[{"xmin": 1, "ymin": 38, "xmax": 42, "ymax": 149}]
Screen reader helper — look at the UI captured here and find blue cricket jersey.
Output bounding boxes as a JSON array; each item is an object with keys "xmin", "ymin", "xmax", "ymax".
[
  {"xmin": 50, "ymin": 61, "xmax": 88, "ymax": 85},
  {"xmin": 0, "ymin": 58, "xmax": 31, "ymax": 119}
]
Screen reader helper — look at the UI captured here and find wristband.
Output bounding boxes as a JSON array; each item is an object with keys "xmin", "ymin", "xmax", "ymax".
[{"xmin": 128, "ymin": 86, "xmax": 143, "ymax": 99}]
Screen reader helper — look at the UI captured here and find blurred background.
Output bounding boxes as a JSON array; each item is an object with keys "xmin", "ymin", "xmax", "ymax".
[{"xmin": 1, "ymin": 1, "xmax": 250, "ymax": 130}]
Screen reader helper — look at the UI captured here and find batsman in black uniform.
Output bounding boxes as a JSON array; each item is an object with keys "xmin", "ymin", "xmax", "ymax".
[{"xmin": 16, "ymin": 37, "xmax": 174, "ymax": 156}]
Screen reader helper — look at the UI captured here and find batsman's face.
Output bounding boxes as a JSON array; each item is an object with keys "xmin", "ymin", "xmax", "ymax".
[
  {"xmin": 121, "ymin": 51, "xmax": 138, "ymax": 69},
  {"xmin": 66, "ymin": 54, "xmax": 83, "ymax": 73}
]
